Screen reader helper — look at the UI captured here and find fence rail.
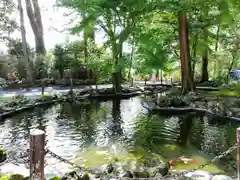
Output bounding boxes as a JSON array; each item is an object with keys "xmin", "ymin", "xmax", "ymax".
[{"xmin": 27, "ymin": 128, "xmax": 240, "ymax": 180}]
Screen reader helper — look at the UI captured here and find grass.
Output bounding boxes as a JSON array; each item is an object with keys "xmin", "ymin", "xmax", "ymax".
[{"xmin": 209, "ymin": 90, "xmax": 240, "ymax": 97}]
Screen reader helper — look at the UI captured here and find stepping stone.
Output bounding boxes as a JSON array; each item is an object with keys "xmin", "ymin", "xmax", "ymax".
[
  {"xmin": 184, "ymin": 170, "xmax": 213, "ymax": 180},
  {"xmin": 212, "ymin": 175, "xmax": 233, "ymax": 180}
]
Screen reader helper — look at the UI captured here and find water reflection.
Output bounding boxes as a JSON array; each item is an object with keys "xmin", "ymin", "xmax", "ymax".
[
  {"xmin": 0, "ymin": 97, "xmax": 239, "ymax": 178},
  {"xmin": 177, "ymin": 113, "xmax": 194, "ymax": 146}
]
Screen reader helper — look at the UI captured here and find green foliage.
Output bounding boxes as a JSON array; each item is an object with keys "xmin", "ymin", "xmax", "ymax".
[
  {"xmin": 0, "ymin": 95, "xmax": 30, "ymax": 109},
  {"xmin": 49, "ymin": 176, "xmax": 61, "ymax": 180},
  {"xmin": 8, "ymin": 174, "xmax": 24, "ymax": 180},
  {"xmin": 0, "ymin": 0, "xmax": 18, "ymax": 41},
  {"xmin": 37, "ymin": 95, "xmax": 55, "ymax": 102}
]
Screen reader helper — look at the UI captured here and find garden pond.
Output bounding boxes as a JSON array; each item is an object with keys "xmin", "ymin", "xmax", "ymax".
[{"xmin": 0, "ymin": 97, "xmax": 238, "ymax": 179}]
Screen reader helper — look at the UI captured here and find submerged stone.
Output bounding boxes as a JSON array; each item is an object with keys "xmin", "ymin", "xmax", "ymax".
[{"xmin": 132, "ymin": 171, "xmax": 150, "ymax": 178}]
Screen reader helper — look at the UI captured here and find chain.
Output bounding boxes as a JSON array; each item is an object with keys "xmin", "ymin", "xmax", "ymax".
[
  {"xmin": 165, "ymin": 143, "xmax": 238, "ymax": 179},
  {"xmin": 46, "ymin": 143, "xmax": 238, "ymax": 180},
  {"xmin": 46, "ymin": 149, "xmax": 95, "ymax": 174}
]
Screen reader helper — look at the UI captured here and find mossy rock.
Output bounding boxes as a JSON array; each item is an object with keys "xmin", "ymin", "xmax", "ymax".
[
  {"xmin": 9, "ymin": 174, "xmax": 25, "ymax": 180},
  {"xmin": 0, "ymin": 147, "xmax": 7, "ymax": 163}
]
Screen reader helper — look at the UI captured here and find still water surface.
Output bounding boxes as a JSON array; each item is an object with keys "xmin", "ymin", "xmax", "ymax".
[{"xmin": 0, "ymin": 97, "xmax": 238, "ymax": 178}]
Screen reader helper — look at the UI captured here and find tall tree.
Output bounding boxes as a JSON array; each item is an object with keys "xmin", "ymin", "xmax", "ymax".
[
  {"xmin": 58, "ymin": 0, "xmax": 153, "ymax": 93},
  {"xmin": 25, "ymin": 0, "xmax": 45, "ymax": 54},
  {"xmin": 0, "ymin": 0, "xmax": 17, "ymax": 41},
  {"xmin": 18, "ymin": 0, "xmax": 32, "ymax": 83},
  {"xmin": 179, "ymin": 12, "xmax": 194, "ymax": 93}
]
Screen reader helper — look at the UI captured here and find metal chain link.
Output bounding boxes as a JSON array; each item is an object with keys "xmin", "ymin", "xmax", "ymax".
[
  {"xmin": 46, "ymin": 143, "xmax": 238, "ymax": 180},
  {"xmin": 165, "ymin": 143, "xmax": 238, "ymax": 179},
  {"xmin": 46, "ymin": 149, "xmax": 95, "ymax": 174}
]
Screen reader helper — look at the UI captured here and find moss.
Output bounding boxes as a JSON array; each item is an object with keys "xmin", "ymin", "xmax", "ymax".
[
  {"xmin": 210, "ymin": 90, "xmax": 240, "ymax": 97},
  {"xmin": 0, "ymin": 147, "xmax": 7, "ymax": 163},
  {"xmin": 0, "ymin": 175, "xmax": 9, "ymax": 180},
  {"xmin": 49, "ymin": 176, "xmax": 61, "ymax": 180},
  {"xmin": 8, "ymin": 174, "xmax": 25, "ymax": 180}
]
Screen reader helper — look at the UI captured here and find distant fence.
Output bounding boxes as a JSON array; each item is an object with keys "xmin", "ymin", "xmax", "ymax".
[{"xmin": 27, "ymin": 128, "xmax": 240, "ymax": 180}]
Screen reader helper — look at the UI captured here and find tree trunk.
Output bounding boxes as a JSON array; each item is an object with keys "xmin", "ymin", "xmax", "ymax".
[
  {"xmin": 18, "ymin": 0, "xmax": 32, "ymax": 84},
  {"xmin": 213, "ymin": 24, "xmax": 220, "ymax": 78},
  {"xmin": 127, "ymin": 45, "xmax": 134, "ymax": 80},
  {"xmin": 200, "ymin": 29, "xmax": 209, "ymax": 82},
  {"xmin": 25, "ymin": 0, "xmax": 45, "ymax": 55},
  {"xmin": 178, "ymin": 12, "xmax": 194, "ymax": 94},
  {"xmin": 191, "ymin": 34, "xmax": 197, "ymax": 78},
  {"xmin": 112, "ymin": 41, "xmax": 122, "ymax": 93}
]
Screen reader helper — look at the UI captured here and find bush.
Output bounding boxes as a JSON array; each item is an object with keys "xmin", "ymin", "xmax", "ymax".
[
  {"xmin": 37, "ymin": 95, "xmax": 55, "ymax": 102},
  {"xmin": 0, "ymin": 95, "xmax": 30, "ymax": 109},
  {"xmin": 8, "ymin": 174, "xmax": 24, "ymax": 180}
]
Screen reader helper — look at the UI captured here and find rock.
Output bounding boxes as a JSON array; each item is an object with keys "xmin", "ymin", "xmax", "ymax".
[
  {"xmin": 155, "ymin": 162, "xmax": 169, "ymax": 176},
  {"xmin": 184, "ymin": 170, "xmax": 213, "ymax": 180},
  {"xmin": 132, "ymin": 171, "xmax": 150, "ymax": 178},
  {"xmin": 141, "ymin": 155, "xmax": 159, "ymax": 167},
  {"xmin": 80, "ymin": 173, "xmax": 90, "ymax": 180},
  {"xmin": 9, "ymin": 174, "xmax": 25, "ymax": 180},
  {"xmin": 106, "ymin": 163, "xmax": 114, "ymax": 173},
  {"xmin": 0, "ymin": 147, "xmax": 7, "ymax": 163},
  {"xmin": 119, "ymin": 170, "xmax": 133, "ymax": 178},
  {"xmin": 61, "ymin": 171, "xmax": 81, "ymax": 180},
  {"xmin": 2, "ymin": 107, "xmax": 15, "ymax": 112},
  {"xmin": 212, "ymin": 175, "xmax": 233, "ymax": 180}
]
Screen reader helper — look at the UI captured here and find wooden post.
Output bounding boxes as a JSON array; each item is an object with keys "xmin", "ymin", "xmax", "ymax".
[
  {"xmin": 30, "ymin": 129, "xmax": 45, "ymax": 180},
  {"xmin": 41, "ymin": 80, "xmax": 44, "ymax": 95},
  {"xmin": 237, "ymin": 128, "xmax": 240, "ymax": 180},
  {"xmin": 171, "ymin": 78, "xmax": 173, "ymax": 85}
]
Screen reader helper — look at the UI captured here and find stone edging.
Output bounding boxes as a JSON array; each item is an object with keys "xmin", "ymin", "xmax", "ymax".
[
  {"xmin": 143, "ymin": 104, "xmax": 240, "ymax": 122},
  {"xmin": 0, "ymin": 99, "xmax": 64, "ymax": 120},
  {"xmin": 0, "ymin": 91, "xmax": 143, "ymax": 121}
]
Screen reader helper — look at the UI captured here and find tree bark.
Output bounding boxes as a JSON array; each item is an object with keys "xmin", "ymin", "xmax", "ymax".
[
  {"xmin": 200, "ymin": 29, "xmax": 209, "ymax": 82},
  {"xmin": 18, "ymin": 0, "xmax": 32, "ymax": 84},
  {"xmin": 191, "ymin": 34, "xmax": 197, "ymax": 78},
  {"xmin": 112, "ymin": 40, "xmax": 122, "ymax": 93},
  {"xmin": 178, "ymin": 12, "xmax": 194, "ymax": 94},
  {"xmin": 25, "ymin": 0, "xmax": 45, "ymax": 55},
  {"xmin": 127, "ymin": 45, "xmax": 134, "ymax": 80}
]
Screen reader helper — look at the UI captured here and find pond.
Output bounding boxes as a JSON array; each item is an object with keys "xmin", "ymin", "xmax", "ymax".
[{"xmin": 0, "ymin": 97, "xmax": 238, "ymax": 178}]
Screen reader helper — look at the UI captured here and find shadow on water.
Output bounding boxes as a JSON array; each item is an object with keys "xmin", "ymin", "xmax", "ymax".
[{"xmin": 0, "ymin": 97, "xmax": 239, "ymax": 177}]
